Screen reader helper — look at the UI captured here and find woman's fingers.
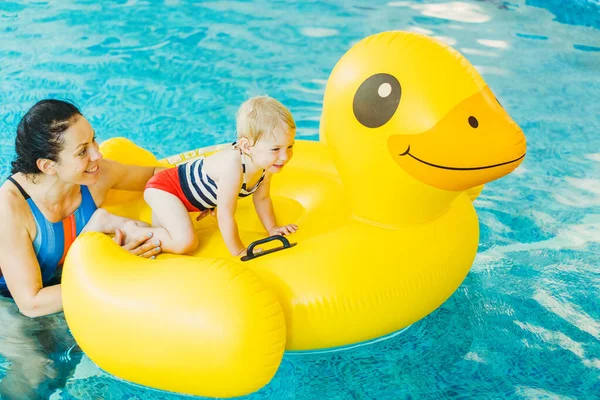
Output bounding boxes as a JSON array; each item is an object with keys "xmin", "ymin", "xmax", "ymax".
[
  {"xmin": 128, "ymin": 239, "xmax": 162, "ymax": 256},
  {"xmin": 122, "ymin": 232, "xmax": 154, "ymax": 251},
  {"xmin": 137, "ymin": 243, "xmax": 162, "ymax": 259},
  {"xmin": 112, "ymin": 229, "xmax": 124, "ymax": 246}
]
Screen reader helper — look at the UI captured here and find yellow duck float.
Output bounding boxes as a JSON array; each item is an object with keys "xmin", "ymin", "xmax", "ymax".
[{"xmin": 62, "ymin": 31, "xmax": 526, "ymax": 398}]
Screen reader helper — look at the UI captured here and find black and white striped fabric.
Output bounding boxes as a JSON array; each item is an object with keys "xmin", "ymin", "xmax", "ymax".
[{"xmin": 178, "ymin": 152, "xmax": 265, "ymax": 211}]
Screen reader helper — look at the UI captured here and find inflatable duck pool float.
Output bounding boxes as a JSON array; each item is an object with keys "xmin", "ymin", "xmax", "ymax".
[{"xmin": 62, "ymin": 31, "xmax": 526, "ymax": 397}]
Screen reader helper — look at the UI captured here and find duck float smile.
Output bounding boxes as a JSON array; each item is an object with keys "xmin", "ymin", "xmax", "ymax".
[{"xmin": 62, "ymin": 31, "xmax": 526, "ymax": 398}]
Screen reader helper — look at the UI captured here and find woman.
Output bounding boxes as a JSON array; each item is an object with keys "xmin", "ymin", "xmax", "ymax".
[
  {"xmin": 0, "ymin": 99, "xmax": 165, "ymax": 398},
  {"xmin": 0, "ymin": 99, "xmax": 163, "ymax": 315}
]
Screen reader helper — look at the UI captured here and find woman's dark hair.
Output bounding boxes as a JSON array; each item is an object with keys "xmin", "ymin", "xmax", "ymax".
[{"xmin": 11, "ymin": 99, "xmax": 82, "ymax": 175}]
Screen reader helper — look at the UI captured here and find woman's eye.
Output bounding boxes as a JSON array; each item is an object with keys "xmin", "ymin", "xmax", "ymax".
[{"xmin": 79, "ymin": 149, "xmax": 87, "ymax": 156}]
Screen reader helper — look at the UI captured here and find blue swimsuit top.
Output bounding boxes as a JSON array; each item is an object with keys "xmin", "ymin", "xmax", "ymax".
[{"xmin": 0, "ymin": 176, "xmax": 97, "ymax": 293}]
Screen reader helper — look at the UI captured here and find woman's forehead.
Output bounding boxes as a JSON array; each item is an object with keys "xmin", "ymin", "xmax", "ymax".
[{"xmin": 62, "ymin": 116, "xmax": 93, "ymax": 148}]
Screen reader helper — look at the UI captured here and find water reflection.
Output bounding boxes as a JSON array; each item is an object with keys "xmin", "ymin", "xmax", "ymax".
[
  {"xmin": 477, "ymin": 39, "xmax": 509, "ymax": 49},
  {"xmin": 0, "ymin": 297, "xmax": 81, "ymax": 399},
  {"xmin": 389, "ymin": 1, "xmax": 492, "ymax": 23}
]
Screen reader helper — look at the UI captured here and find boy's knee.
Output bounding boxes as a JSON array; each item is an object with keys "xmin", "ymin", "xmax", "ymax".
[
  {"xmin": 143, "ymin": 188, "xmax": 155, "ymax": 203},
  {"xmin": 170, "ymin": 234, "xmax": 199, "ymax": 254}
]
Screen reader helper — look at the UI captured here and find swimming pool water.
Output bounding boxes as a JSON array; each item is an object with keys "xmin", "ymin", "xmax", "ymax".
[{"xmin": 1, "ymin": 0, "xmax": 599, "ymax": 398}]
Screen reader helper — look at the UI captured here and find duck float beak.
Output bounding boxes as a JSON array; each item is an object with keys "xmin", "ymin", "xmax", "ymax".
[{"xmin": 388, "ymin": 86, "xmax": 526, "ymax": 191}]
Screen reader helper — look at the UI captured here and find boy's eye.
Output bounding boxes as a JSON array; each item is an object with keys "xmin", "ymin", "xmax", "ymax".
[
  {"xmin": 271, "ymin": 148, "xmax": 280, "ymax": 151},
  {"xmin": 78, "ymin": 149, "xmax": 87, "ymax": 156}
]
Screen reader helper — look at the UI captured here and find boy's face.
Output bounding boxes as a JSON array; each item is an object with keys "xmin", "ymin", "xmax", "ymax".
[{"xmin": 249, "ymin": 128, "xmax": 296, "ymax": 174}]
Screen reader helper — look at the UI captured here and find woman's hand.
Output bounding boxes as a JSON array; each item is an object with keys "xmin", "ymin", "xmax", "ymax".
[{"xmin": 113, "ymin": 229, "xmax": 162, "ymax": 259}]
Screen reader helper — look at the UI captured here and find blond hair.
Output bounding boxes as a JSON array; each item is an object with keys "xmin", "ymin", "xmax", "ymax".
[{"xmin": 236, "ymin": 96, "xmax": 296, "ymax": 144}]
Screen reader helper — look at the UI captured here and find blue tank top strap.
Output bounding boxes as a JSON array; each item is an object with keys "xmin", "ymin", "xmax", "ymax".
[
  {"xmin": 6, "ymin": 176, "xmax": 30, "ymax": 199},
  {"xmin": 75, "ymin": 185, "xmax": 98, "ymax": 234}
]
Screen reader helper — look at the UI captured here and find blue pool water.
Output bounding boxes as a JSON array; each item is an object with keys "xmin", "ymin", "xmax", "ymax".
[{"xmin": 1, "ymin": 0, "xmax": 599, "ymax": 398}]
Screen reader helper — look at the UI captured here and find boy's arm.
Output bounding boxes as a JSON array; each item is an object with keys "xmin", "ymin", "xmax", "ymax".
[
  {"xmin": 216, "ymin": 164, "xmax": 246, "ymax": 256},
  {"xmin": 252, "ymin": 174, "xmax": 277, "ymax": 234}
]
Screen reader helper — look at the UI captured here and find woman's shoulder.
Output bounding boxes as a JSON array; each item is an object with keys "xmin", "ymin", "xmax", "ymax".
[{"xmin": 0, "ymin": 180, "xmax": 32, "ymax": 228}]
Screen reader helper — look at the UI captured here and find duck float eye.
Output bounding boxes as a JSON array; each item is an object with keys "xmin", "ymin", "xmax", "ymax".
[
  {"xmin": 353, "ymin": 73, "xmax": 401, "ymax": 128},
  {"xmin": 468, "ymin": 116, "xmax": 479, "ymax": 128}
]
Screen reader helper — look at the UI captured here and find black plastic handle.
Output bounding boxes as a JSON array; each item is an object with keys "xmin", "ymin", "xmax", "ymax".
[{"xmin": 241, "ymin": 235, "xmax": 297, "ymax": 261}]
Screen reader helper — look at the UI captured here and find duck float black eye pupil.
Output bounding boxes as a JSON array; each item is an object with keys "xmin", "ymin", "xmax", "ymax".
[
  {"xmin": 468, "ymin": 116, "xmax": 479, "ymax": 128},
  {"xmin": 353, "ymin": 73, "xmax": 401, "ymax": 128}
]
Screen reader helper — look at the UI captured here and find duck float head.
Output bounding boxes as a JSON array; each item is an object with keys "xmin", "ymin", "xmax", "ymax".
[{"xmin": 321, "ymin": 31, "xmax": 526, "ymax": 224}]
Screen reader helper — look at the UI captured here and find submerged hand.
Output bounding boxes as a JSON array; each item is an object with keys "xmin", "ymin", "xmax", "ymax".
[
  {"xmin": 268, "ymin": 224, "xmax": 298, "ymax": 236},
  {"xmin": 113, "ymin": 229, "xmax": 162, "ymax": 259}
]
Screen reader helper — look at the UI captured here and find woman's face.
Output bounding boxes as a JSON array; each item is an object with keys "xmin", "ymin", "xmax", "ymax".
[{"xmin": 54, "ymin": 116, "xmax": 103, "ymax": 185}]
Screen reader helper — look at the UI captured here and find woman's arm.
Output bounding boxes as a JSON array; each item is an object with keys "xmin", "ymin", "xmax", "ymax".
[
  {"xmin": 0, "ymin": 197, "xmax": 62, "ymax": 318},
  {"xmin": 101, "ymin": 159, "xmax": 165, "ymax": 191},
  {"xmin": 89, "ymin": 159, "xmax": 165, "ymax": 206}
]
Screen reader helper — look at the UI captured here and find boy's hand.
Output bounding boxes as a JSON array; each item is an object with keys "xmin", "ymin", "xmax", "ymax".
[
  {"xmin": 268, "ymin": 224, "xmax": 298, "ymax": 236},
  {"xmin": 237, "ymin": 247, "xmax": 264, "ymax": 257},
  {"xmin": 196, "ymin": 208, "xmax": 216, "ymax": 221}
]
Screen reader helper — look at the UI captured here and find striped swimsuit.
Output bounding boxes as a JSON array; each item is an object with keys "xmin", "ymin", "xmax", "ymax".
[{"xmin": 146, "ymin": 151, "xmax": 265, "ymax": 212}]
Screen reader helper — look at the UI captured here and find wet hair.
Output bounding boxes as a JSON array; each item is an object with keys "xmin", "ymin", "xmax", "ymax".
[
  {"xmin": 11, "ymin": 99, "xmax": 82, "ymax": 175},
  {"xmin": 236, "ymin": 96, "xmax": 296, "ymax": 145}
]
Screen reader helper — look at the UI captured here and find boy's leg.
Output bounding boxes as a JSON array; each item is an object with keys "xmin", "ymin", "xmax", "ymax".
[{"xmin": 123, "ymin": 188, "xmax": 199, "ymax": 254}]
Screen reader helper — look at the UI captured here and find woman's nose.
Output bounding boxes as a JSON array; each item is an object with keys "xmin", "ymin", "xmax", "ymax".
[{"xmin": 90, "ymin": 146, "xmax": 103, "ymax": 161}]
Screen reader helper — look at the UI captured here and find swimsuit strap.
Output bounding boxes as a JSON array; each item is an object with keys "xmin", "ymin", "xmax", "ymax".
[
  {"xmin": 239, "ymin": 150, "xmax": 266, "ymax": 192},
  {"xmin": 7, "ymin": 176, "xmax": 30, "ymax": 200},
  {"xmin": 240, "ymin": 150, "xmax": 248, "ymax": 189}
]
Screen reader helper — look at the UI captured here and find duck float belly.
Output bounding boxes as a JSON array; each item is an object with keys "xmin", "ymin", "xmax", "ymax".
[{"xmin": 62, "ymin": 31, "xmax": 526, "ymax": 397}]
